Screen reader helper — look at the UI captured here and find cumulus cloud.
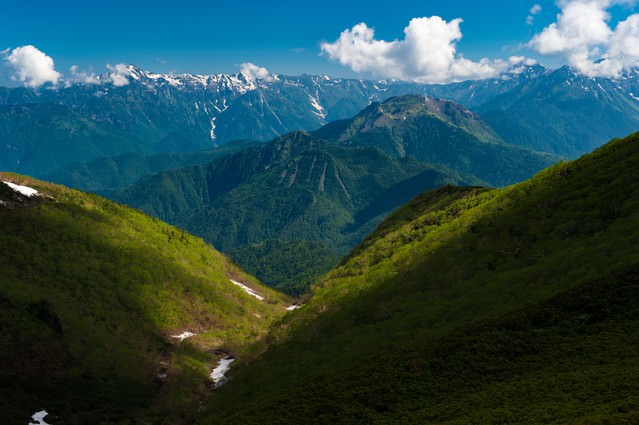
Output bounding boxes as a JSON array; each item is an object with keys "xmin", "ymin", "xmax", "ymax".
[
  {"xmin": 106, "ymin": 63, "xmax": 131, "ymax": 86},
  {"xmin": 320, "ymin": 17, "xmax": 506, "ymax": 84},
  {"xmin": 527, "ymin": 4, "xmax": 543, "ymax": 25},
  {"xmin": 69, "ymin": 65, "xmax": 99, "ymax": 84},
  {"xmin": 530, "ymin": 0, "xmax": 639, "ymax": 76},
  {"xmin": 507, "ymin": 55, "xmax": 540, "ymax": 74},
  {"xmin": 3, "ymin": 45, "xmax": 61, "ymax": 87},
  {"xmin": 239, "ymin": 62, "xmax": 275, "ymax": 81}
]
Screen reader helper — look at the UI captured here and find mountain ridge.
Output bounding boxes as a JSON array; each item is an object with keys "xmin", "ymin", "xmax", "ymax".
[
  {"xmin": 4, "ymin": 62, "xmax": 639, "ymax": 178},
  {"xmin": 202, "ymin": 131, "xmax": 639, "ymax": 424}
]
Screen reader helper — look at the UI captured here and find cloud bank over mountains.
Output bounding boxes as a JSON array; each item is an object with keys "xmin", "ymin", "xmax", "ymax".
[
  {"xmin": 322, "ymin": 0, "xmax": 639, "ymax": 82},
  {"xmin": 320, "ymin": 17, "xmax": 506, "ymax": 84},
  {"xmin": 530, "ymin": 0, "xmax": 639, "ymax": 77},
  {"xmin": 0, "ymin": 45, "xmax": 276, "ymax": 89}
]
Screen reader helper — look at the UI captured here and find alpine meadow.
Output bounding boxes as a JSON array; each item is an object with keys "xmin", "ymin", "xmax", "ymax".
[{"xmin": 3, "ymin": 1, "xmax": 639, "ymax": 424}]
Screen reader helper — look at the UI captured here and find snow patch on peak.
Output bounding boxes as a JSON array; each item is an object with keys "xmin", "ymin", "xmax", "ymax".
[
  {"xmin": 145, "ymin": 72, "xmax": 184, "ymax": 88},
  {"xmin": 308, "ymin": 94, "xmax": 326, "ymax": 119},
  {"xmin": 210, "ymin": 117, "xmax": 217, "ymax": 141}
]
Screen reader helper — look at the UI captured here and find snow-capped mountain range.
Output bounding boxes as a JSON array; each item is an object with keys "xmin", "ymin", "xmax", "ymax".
[{"xmin": 1, "ymin": 62, "xmax": 639, "ymax": 177}]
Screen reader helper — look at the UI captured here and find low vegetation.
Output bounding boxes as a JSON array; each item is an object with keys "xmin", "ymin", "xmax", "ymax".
[{"xmin": 0, "ymin": 173, "xmax": 289, "ymax": 424}]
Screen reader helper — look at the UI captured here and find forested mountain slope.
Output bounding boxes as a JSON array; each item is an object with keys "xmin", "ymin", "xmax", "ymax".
[{"xmin": 203, "ymin": 132, "xmax": 639, "ymax": 424}]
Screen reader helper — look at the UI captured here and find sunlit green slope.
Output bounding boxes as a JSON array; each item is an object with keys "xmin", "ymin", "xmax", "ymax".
[
  {"xmin": 0, "ymin": 173, "xmax": 289, "ymax": 424},
  {"xmin": 204, "ymin": 132, "xmax": 639, "ymax": 424}
]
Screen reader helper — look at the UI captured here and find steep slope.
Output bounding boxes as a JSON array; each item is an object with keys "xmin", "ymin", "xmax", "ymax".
[
  {"xmin": 203, "ymin": 132, "xmax": 639, "ymax": 424},
  {"xmin": 115, "ymin": 132, "xmax": 480, "ymax": 292},
  {"xmin": 314, "ymin": 95, "xmax": 557, "ymax": 186},
  {"xmin": 0, "ymin": 174, "xmax": 289, "ymax": 424},
  {"xmin": 478, "ymin": 66, "xmax": 639, "ymax": 157}
]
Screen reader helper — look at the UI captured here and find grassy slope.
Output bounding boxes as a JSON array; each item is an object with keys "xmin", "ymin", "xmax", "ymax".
[
  {"xmin": 115, "ymin": 134, "xmax": 480, "ymax": 294},
  {"xmin": 203, "ymin": 132, "xmax": 639, "ymax": 423},
  {"xmin": 0, "ymin": 173, "xmax": 289, "ymax": 424}
]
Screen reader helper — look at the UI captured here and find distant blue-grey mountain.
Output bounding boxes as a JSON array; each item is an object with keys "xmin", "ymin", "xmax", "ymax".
[
  {"xmin": 0, "ymin": 66, "xmax": 423, "ymax": 176},
  {"xmin": 2, "ymin": 63, "xmax": 639, "ymax": 177},
  {"xmin": 475, "ymin": 66, "xmax": 639, "ymax": 157}
]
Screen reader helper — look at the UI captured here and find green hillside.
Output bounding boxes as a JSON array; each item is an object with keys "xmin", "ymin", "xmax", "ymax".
[
  {"xmin": 115, "ymin": 132, "xmax": 480, "ymax": 293},
  {"xmin": 202, "ymin": 132, "xmax": 639, "ymax": 424},
  {"xmin": 0, "ymin": 173, "xmax": 289, "ymax": 424}
]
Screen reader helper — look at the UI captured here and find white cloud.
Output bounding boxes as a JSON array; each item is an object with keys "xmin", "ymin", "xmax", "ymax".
[
  {"xmin": 3, "ymin": 45, "xmax": 61, "ymax": 87},
  {"xmin": 507, "ymin": 56, "xmax": 540, "ymax": 74},
  {"xmin": 509, "ymin": 55, "xmax": 538, "ymax": 66},
  {"xmin": 320, "ymin": 17, "xmax": 506, "ymax": 84},
  {"xmin": 69, "ymin": 65, "xmax": 99, "ymax": 84},
  {"xmin": 530, "ymin": 0, "xmax": 639, "ymax": 76},
  {"xmin": 527, "ymin": 4, "xmax": 543, "ymax": 25},
  {"xmin": 106, "ymin": 63, "xmax": 131, "ymax": 86},
  {"xmin": 239, "ymin": 62, "xmax": 275, "ymax": 81}
]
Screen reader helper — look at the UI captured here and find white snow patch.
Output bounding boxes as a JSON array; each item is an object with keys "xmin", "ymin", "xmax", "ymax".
[
  {"xmin": 286, "ymin": 304, "xmax": 302, "ymax": 311},
  {"xmin": 3, "ymin": 181, "xmax": 39, "ymax": 197},
  {"xmin": 308, "ymin": 94, "xmax": 326, "ymax": 119},
  {"xmin": 171, "ymin": 331, "xmax": 196, "ymax": 341},
  {"xmin": 210, "ymin": 117, "xmax": 217, "ymax": 140},
  {"xmin": 210, "ymin": 357, "xmax": 235, "ymax": 387},
  {"xmin": 230, "ymin": 279, "xmax": 264, "ymax": 301},
  {"xmin": 29, "ymin": 410, "xmax": 50, "ymax": 425},
  {"xmin": 146, "ymin": 72, "xmax": 183, "ymax": 88}
]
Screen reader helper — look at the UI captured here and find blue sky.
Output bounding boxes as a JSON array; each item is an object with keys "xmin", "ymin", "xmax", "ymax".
[{"xmin": 2, "ymin": 0, "xmax": 639, "ymax": 83}]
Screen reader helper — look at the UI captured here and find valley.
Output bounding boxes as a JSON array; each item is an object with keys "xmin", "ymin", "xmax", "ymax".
[{"xmin": 2, "ymin": 29, "xmax": 639, "ymax": 423}]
